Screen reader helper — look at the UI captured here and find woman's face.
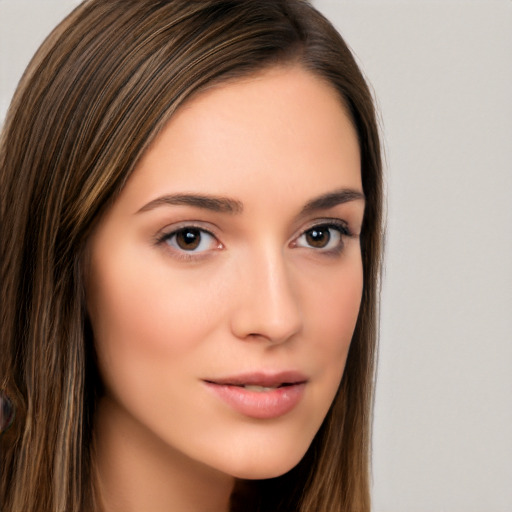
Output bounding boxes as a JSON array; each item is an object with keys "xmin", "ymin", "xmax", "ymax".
[{"xmin": 86, "ymin": 66, "xmax": 364, "ymax": 480}]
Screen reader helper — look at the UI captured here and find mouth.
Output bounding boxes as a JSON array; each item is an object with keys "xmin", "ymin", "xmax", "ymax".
[
  {"xmin": 232, "ymin": 383, "xmax": 294, "ymax": 392},
  {"xmin": 204, "ymin": 370, "xmax": 307, "ymax": 387},
  {"xmin": 203, "ymin": 372, "xmax": 307, "ymax": 419}
]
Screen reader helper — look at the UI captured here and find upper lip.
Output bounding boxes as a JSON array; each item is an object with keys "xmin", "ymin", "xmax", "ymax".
[{"xmin": 204, "ymin": 371, "xmax": 308, "ymax": 387}]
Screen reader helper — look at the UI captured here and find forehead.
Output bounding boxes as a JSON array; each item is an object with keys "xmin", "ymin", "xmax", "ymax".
[{"xmin": 121, "ymin": 65, "xmax": 361, "ymax": 212}]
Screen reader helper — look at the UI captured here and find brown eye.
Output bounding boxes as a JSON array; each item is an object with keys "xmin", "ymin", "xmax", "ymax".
[
  {"xmin": 305, "ymin": 227, "xmax": 331, "ymax": 248},
  {"xmin": 175, "ymin": 228, "xmax": 202, "ymax": 250},
  {"xmin": 162, "ymin": 227, "xmax": 218, "ymax": 254},
  {"xmin": 295, "ymin": 223, "xmax": 347, "ymax": 252}
]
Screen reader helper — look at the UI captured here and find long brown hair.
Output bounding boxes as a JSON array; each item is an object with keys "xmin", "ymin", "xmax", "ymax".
[{"xmin": 0, "ymin": 1, "xmax": 383, "ymax": 510}]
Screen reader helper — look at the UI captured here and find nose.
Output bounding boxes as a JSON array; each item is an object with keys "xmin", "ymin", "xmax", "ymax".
[{"xmin": 230, "ymin": 247, "xmax": 303, "ymax": 344}]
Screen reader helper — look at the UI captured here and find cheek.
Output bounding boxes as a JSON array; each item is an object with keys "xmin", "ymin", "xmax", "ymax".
[
  {"xmin": 302, "ymin": 256, "xmax": 363, "ymax": 387},
  {"xmin": 86, "ymin": 243, "xmax": 225, "ymax": 404},
  {"xmin": 306, "ymin": 256, "xmax": 363, "ymax": 347},
  {"xmin": 89, "ymin": 245, "xmax": 214, "ymax": 345}
]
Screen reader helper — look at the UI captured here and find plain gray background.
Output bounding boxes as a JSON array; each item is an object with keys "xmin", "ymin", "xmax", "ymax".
[{"xmin": 1, "ymin": 1, "xmax": 511, "ymax": 511}]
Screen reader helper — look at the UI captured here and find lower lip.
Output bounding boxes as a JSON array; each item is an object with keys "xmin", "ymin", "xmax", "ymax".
[{"xmin": 205, "ymin": 382, "xmax": 306, "ymax": 419}]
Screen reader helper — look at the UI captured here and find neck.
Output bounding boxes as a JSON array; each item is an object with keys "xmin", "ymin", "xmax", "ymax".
[{"xmin": 92, "ymin": 395, "xmax": 234, "ymax": 512}]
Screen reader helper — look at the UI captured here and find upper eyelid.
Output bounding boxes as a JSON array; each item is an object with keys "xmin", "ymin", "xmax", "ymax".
[
  {"xmin": 291, "ymin": 221, "xmax": 350, "ymax": 254},
  {"xmin": 154, "ymin": 221, "xmax": 219, "ymax": 243},
  {"xmin": 296, "ymin": 218, "xmax": 351, "ymax": 236},
  {"xmin": 156, "ymin": 226, "xmax": 222, "ymax": 260},
  {"xmin": 153, "ymin": 217, "xmax": 354, "ymax": 245}
]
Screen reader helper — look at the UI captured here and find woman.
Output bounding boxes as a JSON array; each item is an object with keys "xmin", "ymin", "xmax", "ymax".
[{"xmin": 0, "ymin": 1, "xmax": 383, "ymax": 511}]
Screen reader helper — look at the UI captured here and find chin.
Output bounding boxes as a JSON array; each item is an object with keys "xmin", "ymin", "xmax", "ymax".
[
  {"xmin": 232, "ymin": 463, "xmax": 300, "ymax": 481},
  {"xmin": 216, "ymin": 440, "xmax": 311, "ymax": 481}
]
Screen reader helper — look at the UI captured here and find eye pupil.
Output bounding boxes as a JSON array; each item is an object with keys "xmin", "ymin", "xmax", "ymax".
[
  {"xmin": 306, "ymin": 228, "xmax": 330, "ymax": 248},
  {"xmin": 176, "ymin": 228, "xmax": 201, "ymax": 250}
]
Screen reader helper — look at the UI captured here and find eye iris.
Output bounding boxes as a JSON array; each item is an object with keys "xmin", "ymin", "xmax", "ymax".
[
  {"xmin": 306, "ymin": 227, "xmax": 330, "ymax": 248},
  {"xmin": 176, "ymin": 228, "xmax": 201, "ymax": 250}
]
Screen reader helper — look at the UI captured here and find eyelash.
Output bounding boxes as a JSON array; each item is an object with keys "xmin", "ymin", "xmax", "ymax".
[
  {"xmin": 155, "ymin": 223, "xmax": 221, "ymax": 262},
  {"xmin": 155, "ymin": 219, "xmax": 352, "ymax": 261},
  {"xmin": 293, "ymin": 220, "xmax": 352, "ymax": 256}
]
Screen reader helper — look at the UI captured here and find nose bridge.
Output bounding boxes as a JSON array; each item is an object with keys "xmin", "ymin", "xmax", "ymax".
[{"xmin": 231, "ymin": 242, "xmax": 303, "ymax": 344}]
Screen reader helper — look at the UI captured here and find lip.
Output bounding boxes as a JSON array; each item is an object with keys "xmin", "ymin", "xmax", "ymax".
[{"xmin": 204, "ymin": 371, "xmax": 307, "ymax": 420}]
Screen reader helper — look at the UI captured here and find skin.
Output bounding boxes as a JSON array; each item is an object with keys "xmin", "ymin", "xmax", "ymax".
[{"xmin": 86, "ymin": 65, "xmax": 365, "ymax": 512}]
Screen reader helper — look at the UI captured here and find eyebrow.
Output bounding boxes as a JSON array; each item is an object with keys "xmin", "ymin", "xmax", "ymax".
[
  {"xmin": 300, "ymin": 188, "xmax": 365, "ymax": 215},
  {"xmin": 137, "ymin": 193, "xmax": 244, "ymax": 214},
  {"xmin": 136, "ymin": 187, "xmax": 364, "ymax": 216}
]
